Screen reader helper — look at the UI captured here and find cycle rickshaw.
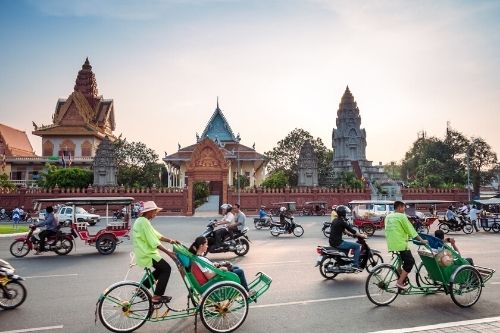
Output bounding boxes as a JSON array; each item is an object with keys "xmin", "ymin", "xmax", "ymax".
[
  {"xmin": 96, "ymin": 244, "xmax": 272, "ymax": 333},
  {"xmin": 365, "ymin": 233, "xmax": 495, "ymax": 308}
]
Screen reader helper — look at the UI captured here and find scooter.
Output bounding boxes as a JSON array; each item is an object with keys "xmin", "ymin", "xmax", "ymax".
[
  {"xmin": 201, "ymin": 220, "xmax": 251, "ymax": 256},
  {"xmin": 438, "ymin": 215, "xmax": 473, "ymax": 234},
  {"xmin": 0, "ymin": 259, "xmax": 27, "ymax": 309},
  {"xmin": 270, "ymin": 216, "xmax": 304, "ymax": 237},
  {"xmin": 9, "ymin": 225, "xmax": 75, "ymax": 257},
  {"xmin": 315, "ymin": 235, "xmax": 383, "ymax": 279},
  {"xmin": 253, "ymin": 215, "xmax": 273, "ymax": 229}
]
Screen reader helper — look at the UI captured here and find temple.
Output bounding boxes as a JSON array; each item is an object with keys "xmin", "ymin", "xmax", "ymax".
[
  {"xmin": 332, "ymin": 86, "xmax": 386, "ymax": 181},
  {"xmin": 163, "ymin": 101, "xmax": 267, "ymax": 214}
]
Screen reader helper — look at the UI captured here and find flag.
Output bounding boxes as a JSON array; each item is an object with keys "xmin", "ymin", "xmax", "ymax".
[
  {"xmin": 61, "ymin": 152, "xmax": 66, "ymax": 168},
  {"xmin": 68, "ymin": 152, "xmax": 73, "ymax": 167}
]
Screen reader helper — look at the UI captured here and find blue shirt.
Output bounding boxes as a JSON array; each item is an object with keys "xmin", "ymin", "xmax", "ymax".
[
  {"xmin": 259, "ymin": 209, "xmax": 268, "ymax": 219},
  {"xmin": 36, "ymin": 213, "xmax": 59, "ymax": 231},
  {"xmin": 446, "ymin": 210, "xmax": 456, "ymax": 221}
]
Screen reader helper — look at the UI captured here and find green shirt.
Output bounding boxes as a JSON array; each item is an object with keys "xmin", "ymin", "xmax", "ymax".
[
  {"xmin": 132, "ymin": 216, "xmax": 162, "ymax": 268},
  {"xmin": 384, "ymin": 212, "xmax": 418, "ymax": 251}
]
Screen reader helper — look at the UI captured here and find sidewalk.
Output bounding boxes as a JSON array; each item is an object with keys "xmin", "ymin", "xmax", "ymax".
[{"xmin": 369, "ymin": 316, "xmax": 500, "ymax": 333}]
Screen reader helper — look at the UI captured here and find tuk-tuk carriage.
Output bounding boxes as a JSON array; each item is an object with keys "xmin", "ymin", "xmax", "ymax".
[
  {"xmin": 299, "ymin": 201, "xmax": 327, "ymax": 216},
  {"xmin": 269, "ymin": 202, "xmax": 297, "ymax": 216}
]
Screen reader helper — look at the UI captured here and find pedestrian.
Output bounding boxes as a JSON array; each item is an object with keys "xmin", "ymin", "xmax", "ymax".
[
  {"xmin": 132, "ymin": 201, "xmax": 180, "ymax": 304},
  {"xmin": 12, "ymin": 206, "xmax": 20, "ymax": 230},
  {"xmin": 468, "ymin": 205, "xmax": 481, "ymax": 232}
]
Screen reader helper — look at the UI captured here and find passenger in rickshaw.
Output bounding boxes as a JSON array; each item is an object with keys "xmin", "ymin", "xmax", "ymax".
[
  {"xmin": 189, "ymin": 236, "xmax": 254, "ymax": 296},
  {"xmin": 132, "ymin": 201, "xmax": 180, "ymax": 304},
  {"xmin": 258, "ymin": 205, "xmax": 272, "ymax": 224},
  {"xmin": 214, "ymin": 203, "xmax": 235, "ymax": 249},
  {"xmin": 385, "ymin": 201, "xmax": 428, "ymax": 290},
  {"xmin": 434, "ymin": 230, "xmax": 474, "ymax": 265},
  {"xmin": 329, "ymin": 205, "xmax": 366, "ymax": 270}
]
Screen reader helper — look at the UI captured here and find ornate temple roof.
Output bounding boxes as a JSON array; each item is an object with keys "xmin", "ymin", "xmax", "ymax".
[
  {"xmin": 0, "ymin": 123, "xmax": 36, "ymax": 157},
  {"xmin": 33, "ymin": 58, "xmax": 115, "ymax": 139},
  {"xmin": 200, "ymin": 99, "xmax": 237, "ymax": 142}
]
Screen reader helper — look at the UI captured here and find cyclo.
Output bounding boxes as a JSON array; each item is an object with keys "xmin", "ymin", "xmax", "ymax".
[
  {"xmin": 96, "ymin": 244, "xmax": 272, "ymax": 333},
  {"xmin": 365, "ymin": 233, "xmax": 495, "ymax": 308}
]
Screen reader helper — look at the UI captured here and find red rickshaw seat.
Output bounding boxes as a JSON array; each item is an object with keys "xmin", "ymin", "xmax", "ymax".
[{"xmin": 190, "ymin": 263, "xmax": 209, "ymax": 285}]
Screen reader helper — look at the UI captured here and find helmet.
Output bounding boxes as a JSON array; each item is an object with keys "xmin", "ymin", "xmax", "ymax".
[
  {"xmin": 279, "ymin": 206, "xmax": 287, "ymax": 212},
  {"xmin": 335, "ymin": 205, "xmax": 348, "ymax": 218},
  {"xmin": 221, "ymin": 203, "xmax": 232, "ymax": 210},
  {"xmin": 448, "ymin": 205, "xmax": 454, "ymax": 210}
]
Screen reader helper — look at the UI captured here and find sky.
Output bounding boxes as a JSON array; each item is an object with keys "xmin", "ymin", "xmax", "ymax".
[{"xmin": 1, "ymin": 0, "xmax": 499, "ymax": 164}]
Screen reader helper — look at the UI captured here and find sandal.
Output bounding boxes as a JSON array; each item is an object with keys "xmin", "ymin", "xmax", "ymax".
[
  {"xmin": 152, "ymin": 295, "xmax": 172, "ymax": 304},
  {"xmin": 396, "ymin": 282, "xmax": 409, "ymax": 291}
]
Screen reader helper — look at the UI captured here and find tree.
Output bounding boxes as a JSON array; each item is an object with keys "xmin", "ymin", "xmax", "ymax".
[
  {"xmin": 38, "ymin": 163, "xmax": 93, "ymax": 188},
  {"xmin": 468, "ymin": 137, "xmax": 497, "ymax": 197},
  {"xmin": 0, "ymin": 174, "xmax": 15, "ymax": 189},
  {"xmin": 264, "ymin": 128, "xmax": 332, "ymax": 186},
  {"xmin": 261, "ymin": 170, "xmax": 289, "ymax": 188},
  {"xmin": 233, "ymin": 175, "xmax": 250, "ymax": 188},
  {"xmin": 193, "ymin": 181, "xmax": 209, "ymax": 208},
  {"xmin": 114, "ymin": 137, "xmax": 163, "ymax": 187}
]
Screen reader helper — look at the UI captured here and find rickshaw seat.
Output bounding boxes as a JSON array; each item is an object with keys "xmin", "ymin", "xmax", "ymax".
[
  {"xmin": 415, "ymin": 233, "xmax": 443, "ymax": 250},
  {"xmin": 176, "ymin": 253, "xmax": 191, "ymax": 270},
  {"xmin": 190, "ymin": 262, "xmax": 209, "ymax": 285}
]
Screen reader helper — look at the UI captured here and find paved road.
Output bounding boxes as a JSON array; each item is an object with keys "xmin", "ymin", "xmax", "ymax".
[{"xmin": 0, "ymin": 216, "xmax": 499, "ymax": 333}]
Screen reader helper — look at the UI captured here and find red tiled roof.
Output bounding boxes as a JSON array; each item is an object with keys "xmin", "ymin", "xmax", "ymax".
[{"xmin": 0, "ymin": 123, "xmax": 35, "ymax": 157}]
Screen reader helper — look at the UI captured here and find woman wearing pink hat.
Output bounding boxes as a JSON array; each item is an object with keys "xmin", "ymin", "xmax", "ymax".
[{"xmin": 132, "ymin": 201, "xmax": 180, "ymax": 304}]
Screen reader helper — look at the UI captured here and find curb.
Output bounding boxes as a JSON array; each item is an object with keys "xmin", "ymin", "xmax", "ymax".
[{"xmin": 0, "ymin": 231, "xmax": 29, "ymax": 238}]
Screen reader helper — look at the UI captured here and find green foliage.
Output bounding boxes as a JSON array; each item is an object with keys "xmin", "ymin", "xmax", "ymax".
[
  {"xmin": 0, "ymin": 174, "xmax": 15, "ymax": 189},
  {"xmin": 114, "ymin": 136, "xmax": 163, "ymax": 187},
  {"xmin": 233, "ymin": 175, "xmax": 250, "ymax": 188},
  {"xmin": 261, "ymin": 170, "xmax": 289, "ymax": 188},
  {"xmin": 468, "ymin": 137, "xmax": 497, "ymax": 197},
  {"xmin": 264, "ymin": 128, "xmax": 332, "ymax": 186},
  {"xmin": 38, "ymin": 163, "xmax": 93, "ymax": 188},
  {"xmin": 334, "ymin": 171, "xmax": 364, "ymax": 189},
  {"xmin": 384, "ymin": 162, "xmax": 402, "ymax": 180},
  {"xmin": 193, "ymin": 181, "xmax": 210, "ymax": 208}
]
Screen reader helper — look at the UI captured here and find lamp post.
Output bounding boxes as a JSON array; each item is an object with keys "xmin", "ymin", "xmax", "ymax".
[
  {"xmin": 236, "ymin": 134, "xmax": 241, "ymax": 205},
  {"xmin": 467, "ymin": 147, "xmax": 471, "ymax": 202}
]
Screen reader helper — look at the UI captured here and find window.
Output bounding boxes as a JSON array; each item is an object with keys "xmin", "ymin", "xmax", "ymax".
[
  {"xmin": 58, "ymin": 139, "xmax": 75, "ymax": 157},
  {"xmin": 81, "ymin": 140, "xmax": 92, "ymax": 157},
  {"xmin": 42, "ymin": 140, "xmax": 54, "ymax": 156}
]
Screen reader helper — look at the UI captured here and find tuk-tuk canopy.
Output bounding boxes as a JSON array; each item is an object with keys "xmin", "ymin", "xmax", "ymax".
[
  {"xmin": 33, "ymin": 197, "xmax": 135, "ymax": 206},
  {"xmin": 304, "ymin": 201, "xmax": 327, "ymax": 205},
  {"xmin": 474, "ymin": 198, "xmax": 500, "ymax": 205},
  {"xmin": 349, "ymin": 200, "xmax": 455, "ymax": 206}
]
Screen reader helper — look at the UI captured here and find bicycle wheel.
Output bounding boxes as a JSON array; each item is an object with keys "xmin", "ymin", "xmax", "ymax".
[
  {"xmin": 450, "ymin": 266, "xmax": 482, "ymax": 308},
  {"xmin": 365, "ymin": 264, "xmax": 400, "ymax": 306},
  {"xmin": 9, "ymin": 240, "xmax": 30, "ymax": 258},
  {"xmin": 365, "ymin": 253, "xmax": 384, "ymax": 273},
  {"xmin": 292, "ymin": 225, "xmax": 304, "ymax": 237},
  {"xmin": 319, "ymin": 257, "xmax": 339, "ymax": 279},
  {"xmin": 200, "ymin": 282, "xmax": 249, "ymax": 333},
  {"xmin": 492, "ymin": 223, "xmax": 500, "ymax": 233},
  {"xmin": 415, "ymin": 262, "xmax": 435, "ymax": 288},
  {"xmin": 0, "ymin": 280, "xmax": 27, "ymax": 309},
  {"xmin": 98, "ymin": 282, "xmax": 152, "ymax": 333}
]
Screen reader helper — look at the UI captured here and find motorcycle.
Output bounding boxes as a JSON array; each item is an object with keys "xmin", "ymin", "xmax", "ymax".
[
  {"xmin": 201, "ymin": 220, "xmax": 251, "ymax": 256},
  {"xmin": 112, "ymin": 211, "xmax": 124, "ymax": 221},
  {"xmin": 0, "ymin": 259, "xmax": 27, "ymax": 309},
  {"xmin": 321, "ymin": 221, "xmax": 331, "ymax": 238},
  {"xmin": 438, "ymin": 215, "xmax": 473, "ymax": 234},
  {"xmin": 270, "ymin": 216, "xmax": 304, "ymax": 237},
  {"xmin": 315, "ymin": 235, "xmax": 383, "ymax": 279},
  {"xmin": 9, "ymin": 225, "xmax": 75, "ymax": 257},
  {"xmin": 253, "ymin": 215, "xmax": 273, "ymax": 229}
]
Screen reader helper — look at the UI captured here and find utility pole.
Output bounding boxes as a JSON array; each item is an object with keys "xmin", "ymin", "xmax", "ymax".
[
  {"xmin": 467, "ymin": 147, "xmax": 471, "ymax": 202},
  {"xmin": 237, "ymin": 135, "xmax": 241, "ymax": 205}
]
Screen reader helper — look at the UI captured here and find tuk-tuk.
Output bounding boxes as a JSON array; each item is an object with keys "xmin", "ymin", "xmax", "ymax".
[
  {"xmin": 299, "ymin": 201, "xmax": 327, "ymax": 216},
  {"xmin": 269, "ymin": 202, "xmax": 297, "ymax": 216}
]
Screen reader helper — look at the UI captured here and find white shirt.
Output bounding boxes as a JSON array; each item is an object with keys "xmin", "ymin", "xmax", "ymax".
[
  {"xmin": 196, "ymin": 256, "xmax": 215, "ymax": 274},
  {"xmin": 222, "ymin": 212, "xmax": 235, "ymax": 223},
  {"xmin": 469, "ymin": 208, "xmax": 480, "ymax": 221}
]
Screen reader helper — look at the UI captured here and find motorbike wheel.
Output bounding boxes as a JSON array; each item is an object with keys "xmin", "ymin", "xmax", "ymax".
[
  {"xmin": 54, "ymin": 238, "xmax": 73, "ymax": 255},
  {"xmin": 254, "ymin": 221, "xmax": 262, "ymax": 230},
  {"xmin": 234, "ymin": 238, "xmax": 250, "ymax": 256},
  {"xmin": 96, "ymin": 235, "xmax": 117, "ymax": 255},
  {"xmin": 365, "ymin": 264, "xmax": 400, "ymax": 306},
  {"xmin": 438, "ymin": 223, "xmax": 450, "ymax": 234},
  {"xmin": 319, "ymin": 257, "xmax": 339, "ymax": 279},
  {"xmin": 293, "ymin": 225, "xmax": 304, "ymax": 237},
  {"xmin": 462, "ymin": 223, "xmax": 473, "ymax": 234},
  {"xmin": 98, "ymin": 282, "xmax": 152, "ymax": 333},
  {"xmin": 9, "ymin": 240, "xmax": 30, "ymax": 258},
  {"xmin": 362, "ymin": 225, "xmax": 375, "ymax": 237},
  {"xmin": 365, "ymin": 253, "xmax": 384, "ymax": 273},
  {"xmin": 270, "ymin": 226, "xmax": 280, "ymax": 237},
  {"xmin": 0, "ymin": 280, "xmax": 27, "ymax": 310},
  {"xmin": 491, "ymin": 223, "xmax": 500, "ymax": 233},
  {"xmin": 322, "ymin": 226, "xmax": 331, "ymax": 238}
]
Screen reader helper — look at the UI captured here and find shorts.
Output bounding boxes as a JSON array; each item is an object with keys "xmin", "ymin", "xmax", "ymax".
[{"xmin": 399, "ymin": 250, "xmax": 415, "ymax": 273}]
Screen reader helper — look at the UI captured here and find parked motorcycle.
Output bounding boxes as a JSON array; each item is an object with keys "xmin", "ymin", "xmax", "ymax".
[
  {"xmin": 315, "ymin": 235, "xmax": 383, "ymax": 279},
  {"xmin": 201, "ymin": 220, "xmax": 250, "ymax": 256},
  {"xmin": 9, "ymin": 225, "xmax": 75, "ymax": 257},
  {"xmin": 438, "ymin": 215, "xmax": 473, "ymax": 234},
  {"xmin": 270, "ymin": 217, "xmax": 304, "ymax": 237},
  {"xmin": 0, "ymin": 259, "xmax": 27, "ymax": 309}
]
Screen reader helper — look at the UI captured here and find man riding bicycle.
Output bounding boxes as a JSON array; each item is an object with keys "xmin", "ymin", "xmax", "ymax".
[{"xmin": 385, "ymin": 200, "xmax": 428, "ymax": 290}]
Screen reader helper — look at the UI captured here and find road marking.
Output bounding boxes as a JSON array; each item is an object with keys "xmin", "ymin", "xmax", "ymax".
[
  {"xmin": 491, "ymin": 282, "xmax": 500, "ymax": 285},
  {"xmin": 251, "ymin": 294, "xmax": 366, "ymax": 308},
  {"xmin": 0, "ymin": 325, "xmax": 64, "ymax": 333},
  {"xmin": 368, "ymin": 316, "xmax": 500, "ymax": 332},
  {"xmin": 24, "ymin": 274, "xmax": 78, "ymax": 279},
  {"xmin": 244, "ymin": 260, "xmax": 302, "ymax": 266}
]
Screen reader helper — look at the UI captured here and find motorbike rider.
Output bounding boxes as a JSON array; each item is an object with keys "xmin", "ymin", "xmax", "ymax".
[
  {"xmin": 446, "ymin": 205, "xmax": 459, "ymax": 227},
  {"xmin": 330, "ymin": 205, "xmax": 338, "ymax": 222},
  {"xmin": 232, "ymin": 204, "xmax": 246, "ymax": 234},
  {"xmin": 33, "ymin": 206, "xmax": 59, "ymax": 255},
  {"xmin": 279, "ymin": 206, "xmax": 293, "ymax": 232},
  {"xmin": 213, "ymin": 204, "xmax": 235, "ymax": 249},
  {"xmin": 258, "ymin": 205, "xmax": 272, "ymax": 224},
  {"xmin": 329, "ymin": 205, "xmax": 366, "ymax": 270}
]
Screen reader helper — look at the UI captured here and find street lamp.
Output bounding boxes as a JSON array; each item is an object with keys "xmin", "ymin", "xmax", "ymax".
[
  {"xmin": 466, "ymin": 147, "xmax": 471, "ymax": 202},
  {"xmin": 236, "ymin": 134, "xmax": 241, "ymax": 205}
]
